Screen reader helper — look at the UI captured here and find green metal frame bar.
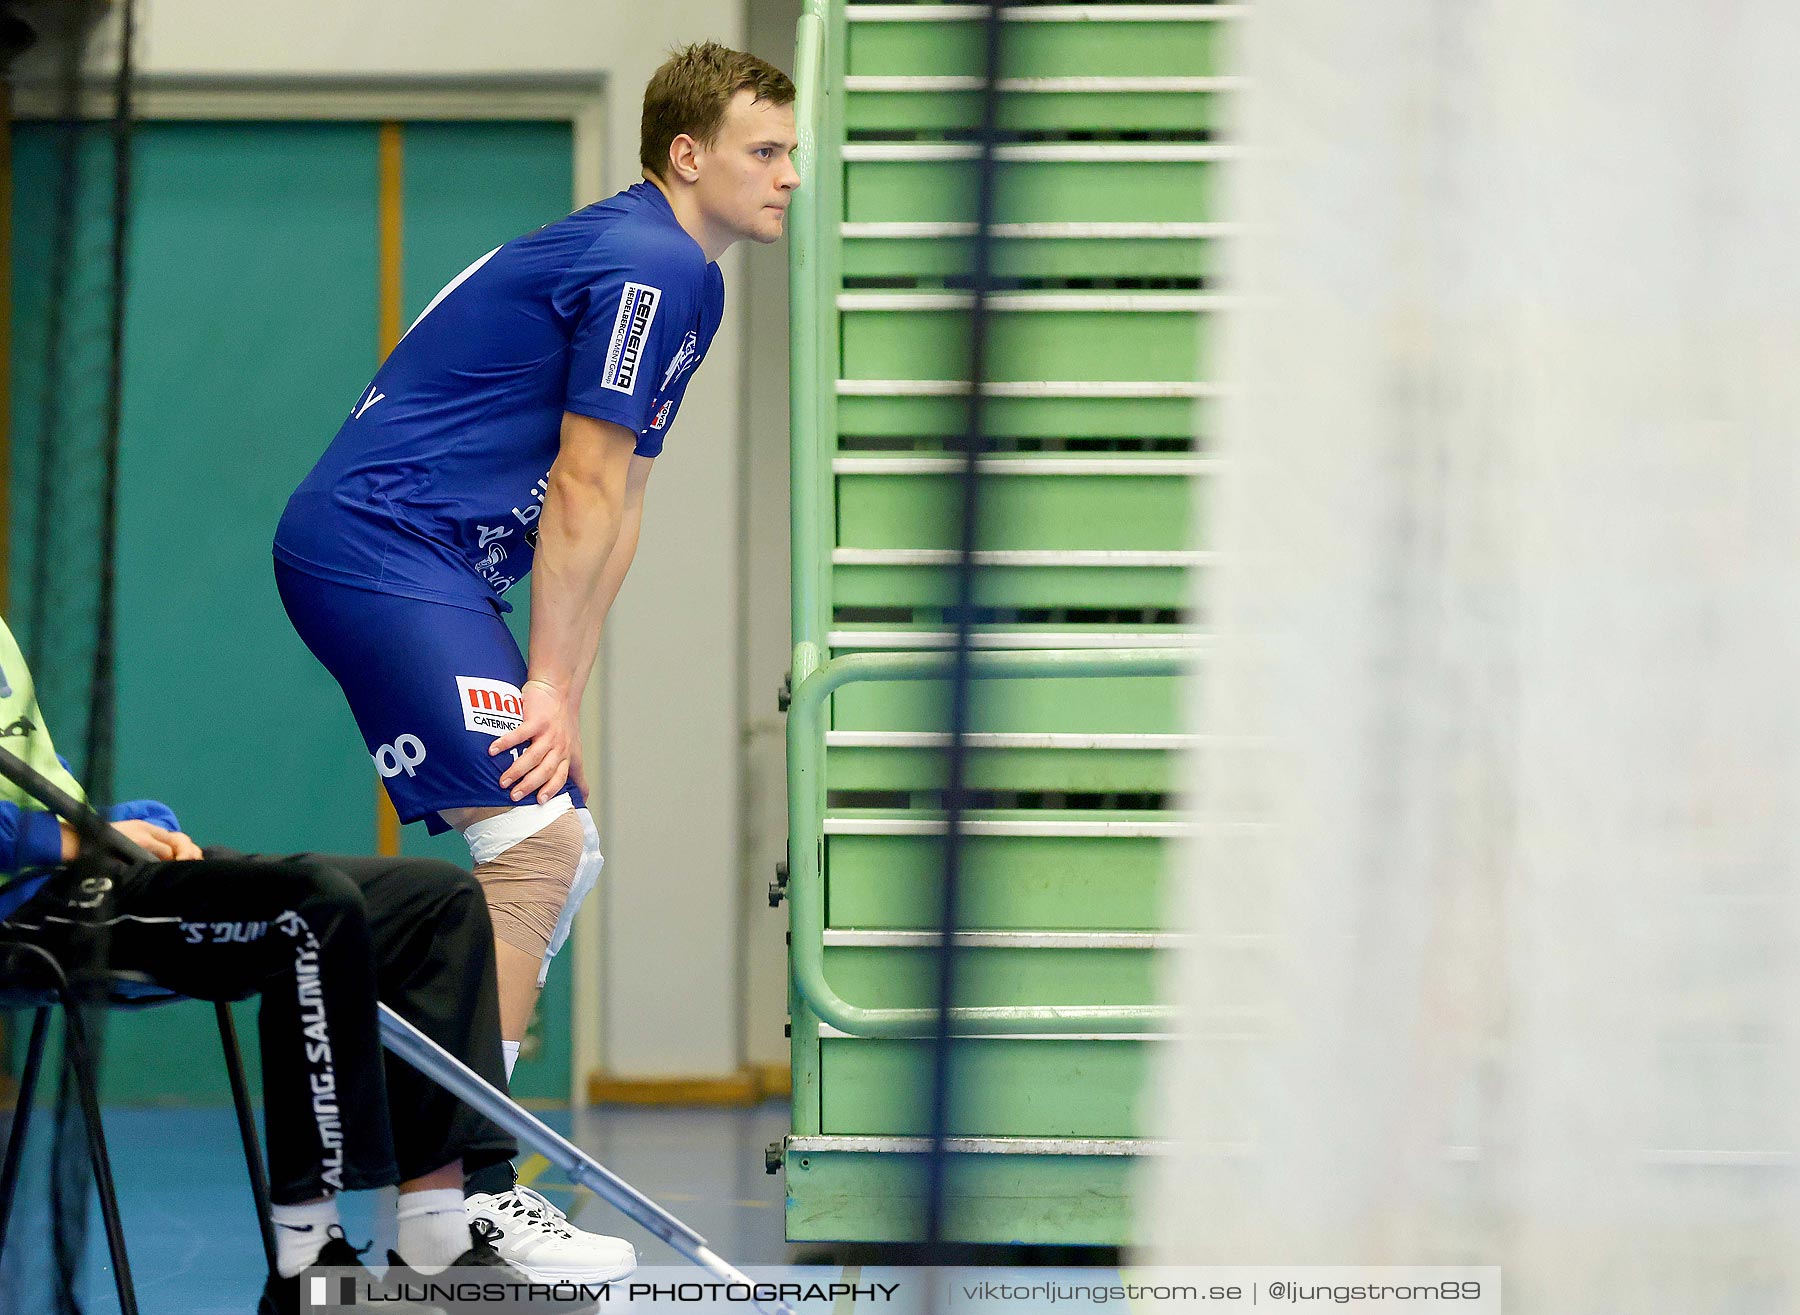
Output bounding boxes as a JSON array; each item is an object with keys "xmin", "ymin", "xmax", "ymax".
[
  {"xmin": 790, "ymin": 0, "xmax": 838, "ymax": 683},
  {"xmin": 782, "ymin": 1, "xmax": 1197, "ymax": 1138},
  {"xmin": 787, "ymin": 0, "xmax": 839, "ymax": 1141},
  {"xmin": 786, "ymin": 647, "xmax": 1195, "ymax": 1041}
]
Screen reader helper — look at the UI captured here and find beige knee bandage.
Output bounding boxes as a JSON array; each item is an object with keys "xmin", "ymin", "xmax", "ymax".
[{"xmin": 469, "ymin": 809, "xmax": 584, "ymax": 958}]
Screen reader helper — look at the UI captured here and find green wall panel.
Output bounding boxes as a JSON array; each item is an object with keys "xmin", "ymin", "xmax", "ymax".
[
  {"xmin": 9, "ymin": 119, "xmax": 386, "ymax": 1101},
  {"xmin": 784, "ymin": 1146, "xmax": 1143, "ymax": 1245},
  {"xmin": 820, "ymin": 1038, "xmax": 1152, "ymax": 1137},
  {"xmin": 845, "ymin": 159, "xmax": 1218, "ymax": 225},
  {"xmin": 826, "ymin": 833, "xmax": 1171, "ymax": 930},
  {"xmin": 826, "ymin": 744, "xmax": 1181, "ymax": 796},
  {"xmin": 9, "ymin": 128, "xmax": 140, "ymax": 768},
  {"xmin": 842, "ymin": 309, "xmax": 1211, "ymax": 384},
  {"xmin": 842, "ymin": 235, "xmax": 1220, "ymax": 284},
  {"xmin": 829, "ymin": 675, "xmax": 1187, "ymax": 735},
  {"xmin": 835, "ymin": 395, "xmax": 1210, "ymax": 442},
  {"xmin": 837, "ymin": 471, "xmax": 1203, "ymax": 550},
  {"xmin": 847, "ymin": 89, "xmax": 1220, "ymax": 136},
  {"xmin": 400, "ymin": 120, "xmax": 573, "ymax": 308},
  {"xmin": 823, "ymin": 944, "xmax": 1164, "ymax": 1010},
  {"xmin": 113, "ymin": 121, "xmax": 382, "ymax": 855},
  {"xmin": 845, "ymin": 18, "xmax": 1229, "ymax": 80},
  {"xmin": 833, "ymin": 563, "xmax": 1192, "ymax": 611}
]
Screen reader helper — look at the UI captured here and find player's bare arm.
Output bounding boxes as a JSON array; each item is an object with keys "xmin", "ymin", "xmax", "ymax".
[
  {"xmin": 556, "ymin": 450, "xmax": 654, "ymax": 792},
  {"xmin": 491, "ymin": 412, "xmax": 637, "ymax": 803}
]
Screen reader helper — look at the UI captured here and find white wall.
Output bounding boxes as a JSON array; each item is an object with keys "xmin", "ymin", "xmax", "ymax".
[
  {"xmin": 130, "ymin": 2, "xmax": 643, "ymax": 80},
  {"xmin": 102, "ymin": 0, "xmax": 798, "ymax": 1083}
]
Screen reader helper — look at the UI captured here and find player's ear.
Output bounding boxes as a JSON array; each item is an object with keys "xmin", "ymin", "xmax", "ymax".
[{"xmin": 668, "ymin": 133, "xmax": 702, "ymax": 184}]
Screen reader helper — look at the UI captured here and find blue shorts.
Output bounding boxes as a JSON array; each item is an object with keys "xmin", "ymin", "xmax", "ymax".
[{"xmin": 276, "ymin": 562, "xmax": 582, "ymax": 834}]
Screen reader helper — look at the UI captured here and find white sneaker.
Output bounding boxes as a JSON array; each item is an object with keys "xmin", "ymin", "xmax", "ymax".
[{"xmin": 465, "ymin": 1184, "xmax": 638, "ymax": 1283}]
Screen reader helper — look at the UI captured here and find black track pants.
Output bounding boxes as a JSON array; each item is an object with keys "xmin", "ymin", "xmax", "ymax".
[{"xmin": 6, "ymin": 851, "xmax": 516, "ymax": 1203}]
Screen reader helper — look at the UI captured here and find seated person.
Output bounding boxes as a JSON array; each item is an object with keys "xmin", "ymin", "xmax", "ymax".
[{"xmin": 0, "ymin": 615, "xmax": 608, "ymax": 1314}]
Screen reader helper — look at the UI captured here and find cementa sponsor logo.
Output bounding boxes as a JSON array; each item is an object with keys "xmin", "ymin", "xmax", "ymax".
[
  {"xmin": 602, "ymin": 281, "xmax": 661, "ymax": 394},
  {"xmin": 457, "ymin": 676, "xmax": 525, "ymax": 736}
]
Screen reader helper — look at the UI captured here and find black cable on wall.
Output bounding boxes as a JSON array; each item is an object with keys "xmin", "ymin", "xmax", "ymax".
[
  {"xmin": 923, "ymin": 0, "xmax": 1007, "ymax": 1253},
  {"xmin": 84, "ymin": 0, "xmax": 136, "ymax": 805}
]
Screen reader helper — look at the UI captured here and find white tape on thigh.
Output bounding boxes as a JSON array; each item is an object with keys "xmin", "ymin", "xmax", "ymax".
[
  {"xmin": 460, "ymin": 795, "xmax": 573, "ymax": 864},
  {"xmin": 538, "ymin": 806, "xmax": 604, "ymax": 987}
]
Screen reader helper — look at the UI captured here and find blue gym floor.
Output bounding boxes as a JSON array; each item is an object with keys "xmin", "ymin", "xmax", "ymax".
[{"xmin": 11, "ymin": 1101, "xmax": 796, "ymax": 1315}]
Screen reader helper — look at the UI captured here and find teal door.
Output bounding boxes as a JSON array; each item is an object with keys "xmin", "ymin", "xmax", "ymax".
[{"xmin": 10, "ymin": 116, "xmax": 576, "ymax": 1102}]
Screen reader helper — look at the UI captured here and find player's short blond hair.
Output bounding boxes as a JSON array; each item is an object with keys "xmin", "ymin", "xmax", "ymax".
[{"xmin": 640, "ymin": 42, "xmax": 796, "ymax": 180}]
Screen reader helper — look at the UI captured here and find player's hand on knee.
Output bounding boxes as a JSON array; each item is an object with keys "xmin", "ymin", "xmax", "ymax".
[{"xmin": 493, "ymin": 678, "xmax": 574, "ymax": 803}]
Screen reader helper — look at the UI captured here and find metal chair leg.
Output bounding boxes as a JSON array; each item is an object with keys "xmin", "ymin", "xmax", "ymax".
[
  {"xmin": 6, "ymin": 940, "xmax": 146, "ymax": 1315},
  {"xmin": 0, "ymin": 1007, "xmax": 51, "ymax": 1259},
  {"xmin": 59, "ymin": 996, "xmax": 138, "ymax": 1315},
  {"xmin": 216, "ymin": 1001, "xmax": 278, "ymax": 1279}
]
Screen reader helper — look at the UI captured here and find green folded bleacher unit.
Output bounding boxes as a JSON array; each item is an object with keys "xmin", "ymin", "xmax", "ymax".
[{"xmin": 780, "ymin": 1, "xmax": 1235, "ymax": 1244}]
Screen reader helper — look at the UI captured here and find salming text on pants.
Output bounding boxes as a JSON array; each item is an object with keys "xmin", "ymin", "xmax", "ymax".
[{"xmin": 2, "ymin": 851, "xmax": 516, "ymax": 1203}]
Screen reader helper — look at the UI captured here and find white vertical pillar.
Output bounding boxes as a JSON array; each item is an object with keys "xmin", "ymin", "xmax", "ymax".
[
  {"xmin": 1150, "ymin": 4, "xmax": 1800, "ymax": 1307},
  {"xmin": 594, "ymin": 0, "xmax": 751, "ymax": 1082},
  {"xmin": 739, "ymin": 0, "xmax": 805, "ymax": 1079}
]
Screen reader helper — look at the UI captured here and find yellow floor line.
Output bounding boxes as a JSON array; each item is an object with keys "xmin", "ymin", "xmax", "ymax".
[
  {"xmin": 515, "ymin": 1153, "xmax": 552, "ymax": 1187},
  {"xmin": 834, "ymin": 1265, "xmax": 862, "ymax": 1315}
]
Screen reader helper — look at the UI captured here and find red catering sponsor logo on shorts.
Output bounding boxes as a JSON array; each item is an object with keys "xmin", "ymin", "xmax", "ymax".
[
  {"xmin": 650, "ymin": 400, "xmax": 674, "ymax": 430},
  {"xmin": 456, "ymin": 676, "xmax": 524, "ymax": 737}
]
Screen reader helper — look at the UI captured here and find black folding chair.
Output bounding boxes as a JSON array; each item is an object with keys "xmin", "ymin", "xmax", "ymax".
[{"xmin": 0, "ymin": 937, "xmax": 278, "ymax": 1315}]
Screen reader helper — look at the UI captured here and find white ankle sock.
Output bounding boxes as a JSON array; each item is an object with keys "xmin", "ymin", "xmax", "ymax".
[
  {"xmin": 270, "ymin": 1197, "xmax": 340, "ymax": 1278},
  {"xmin": 396, "ymin": 1187, "xmax": 470, "ymax": 1274},
  {"xmin": 502, "ymin": 1040, "xmax": 520, "ymax": 1078}
]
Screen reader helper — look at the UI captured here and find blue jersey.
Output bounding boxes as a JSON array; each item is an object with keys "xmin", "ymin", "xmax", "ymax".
[{"xmin": 274, "ymin": 182, "xmax": 725, "ymax": 611}]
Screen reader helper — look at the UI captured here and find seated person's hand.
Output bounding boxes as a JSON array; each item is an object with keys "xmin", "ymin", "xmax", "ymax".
[
  {"xmin": 116, "ymin": 819, "xmax": 203, "ymax": 861},
  {"xmin": 58, "ymin": 818, "xmax": 204, "ymax": 863}
]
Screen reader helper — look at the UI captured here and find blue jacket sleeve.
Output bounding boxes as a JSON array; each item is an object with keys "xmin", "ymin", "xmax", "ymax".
[
  {"xmin": 106, "ymin": 799, "xmax": 182, "ymax": 832},
  {"xmin": 0, "ymin": 800, "xmax": 65, "ymax": 876},
  {"xmin": 0, "ymin": 754, "xmax": 180, "ymax": 878}
]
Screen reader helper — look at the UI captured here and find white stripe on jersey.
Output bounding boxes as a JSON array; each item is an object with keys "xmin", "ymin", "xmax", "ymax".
[{"xmin": 401, "ymin": 246, "xmax": 502, "ymax": 341}]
